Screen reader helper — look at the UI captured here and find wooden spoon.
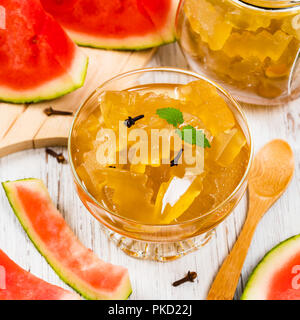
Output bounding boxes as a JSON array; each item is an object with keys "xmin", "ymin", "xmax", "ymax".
[{"xmin": 207, "ymin": 139, "xmax": 294, "ymax": 300}]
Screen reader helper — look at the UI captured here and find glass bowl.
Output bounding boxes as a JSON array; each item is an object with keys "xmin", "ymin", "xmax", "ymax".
[
  {"xmin": 68, "ymin": 67, "xmax": 253, "ymax": 261},
  {"xmin": 176, "ymin": 0, "xmax": 300, "ymax": 105}
]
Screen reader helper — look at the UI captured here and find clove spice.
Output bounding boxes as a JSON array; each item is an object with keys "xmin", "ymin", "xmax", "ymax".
[
  {"xmin": 46, "ymin": 148, "xmax": 66, "ymax": 164},
  {"xmin": 124, "ymin": 115, "xmax": 144, "ymax": 128},
  {"xmin": 172, "ymin": 271, "xmax": 197, "ymax": 287},
  {"xmin": 44, "ymin": 107, "xmax": 73, "ymax": 117},
  {"xmin": 170, "ymin": 148, "xmax": 183, "ymax": 167}
]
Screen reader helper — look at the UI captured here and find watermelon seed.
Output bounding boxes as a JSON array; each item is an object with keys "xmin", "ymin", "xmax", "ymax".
[{"xmin": 31, "ymin": 35, "xmax": 38, "ymax": 44}]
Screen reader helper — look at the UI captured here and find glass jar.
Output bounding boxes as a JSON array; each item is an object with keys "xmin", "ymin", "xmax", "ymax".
[
  {"xmin": 176, "ymin": 0, "xmax": 300, "ymax": 105},
  {"xmin": 68, "ymin": 67, "xmax": 253, "ymax": 261}
]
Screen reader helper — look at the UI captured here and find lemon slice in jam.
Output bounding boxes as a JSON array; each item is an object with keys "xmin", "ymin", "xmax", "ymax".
[{"xmin": 154, "ymin": 175, "xmax": 204, "ymax": 224}]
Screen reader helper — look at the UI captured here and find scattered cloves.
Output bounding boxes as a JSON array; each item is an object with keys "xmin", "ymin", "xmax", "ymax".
[
  {"xmin": 124, "ymin": 115, "xmax": 144, "ymax": 128},
  {"xmin": 170, "ymin": 148, "xmax": 183, "ymax": 167},
  {"xmin": 109, "ymin": 166, "xmax": 116, "ymax": 168},
  {"xmin": 44, "ymin": 107, "xmax": 73, "ymax": 117},
  {"xmin": 46, "ymin": 148, "xmax": 66, "ymax": 164},
  {"xmin": 172, "ymin": 271, "xmax": 197, "ymax": 287}
]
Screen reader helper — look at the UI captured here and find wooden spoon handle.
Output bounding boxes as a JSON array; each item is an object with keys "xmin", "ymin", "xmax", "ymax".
[{"xmin": 206, "ymin": 198, "xmax": 270, "ymax": 300}]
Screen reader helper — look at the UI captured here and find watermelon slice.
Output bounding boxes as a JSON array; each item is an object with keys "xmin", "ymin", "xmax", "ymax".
[
  {"xmin": 40, "ymin": 0, "xmax": 179, "ymax": 50},
  {"xmin": 0, "ymin": 249, "xmax": 80, "ymax": 300},
  {"xmin": 242, "ymin": 235, "xmax": 300, "ymax": 300},
  {"xmin": 0, "ymin": 0, "xmax": 88, "ymax": 104},
  {"xmin": 2, "ymin": 179, "xmax": 132, "ymax": 300}
]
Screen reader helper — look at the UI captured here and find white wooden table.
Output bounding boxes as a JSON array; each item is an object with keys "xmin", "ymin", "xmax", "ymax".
[{"xmin": 0, "ymin": 43, "xmax": 300, "ymax": 300}]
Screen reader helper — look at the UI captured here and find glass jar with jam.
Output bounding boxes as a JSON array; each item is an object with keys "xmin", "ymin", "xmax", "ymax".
[{"xmin": 176, "ymin": 0, "xmax": 300, "ymax": 105}]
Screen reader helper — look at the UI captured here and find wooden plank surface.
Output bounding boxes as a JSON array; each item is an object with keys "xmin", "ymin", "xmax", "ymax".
[
  {"xmin": 0, "ymin": 47, "xmax": 155, "ymax": 157},
  {"xmin": 0, "ymin": 43, "xmax": 299, "ymax": 300}
]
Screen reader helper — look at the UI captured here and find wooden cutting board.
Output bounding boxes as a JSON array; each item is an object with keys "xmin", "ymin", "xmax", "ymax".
[{"xmin": 0, "ymin": 47, "xmax": 155, "ymax": 158}]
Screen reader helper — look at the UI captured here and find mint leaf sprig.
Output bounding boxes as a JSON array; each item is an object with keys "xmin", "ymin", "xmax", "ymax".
[
  {"xmin": 156, "ymin": 107, "xmax": 211, "ymax": 148},
  {"xmin": 156, "ymin": 107, "xmax": 184, "ymax": 127},
  {"xmin": 176, "ymin": 125, "xmax": 211, "ymax": 148}
]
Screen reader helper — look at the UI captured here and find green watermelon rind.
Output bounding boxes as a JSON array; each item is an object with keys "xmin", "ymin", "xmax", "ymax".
[
  {"xmin": 2, "ymin": 179, "xmax": 86, "ymax": 299},
  {"xmin": 0, "ymin": 49, "xmax": 89, "ymax": 104},
  {"xmin": 67, "ymin": 31, "xmax": 176, "ymax": 51},
  {"xmin": 241, "ymin": 234, "xmax": 300, "ymax": 300},
  {"xmin": 72, "ymin": 37, "xmax": 175, "ymax": 51},
  {"xmin": 2, "ymin": 179, "xmax": 132, "ymax": 300}
]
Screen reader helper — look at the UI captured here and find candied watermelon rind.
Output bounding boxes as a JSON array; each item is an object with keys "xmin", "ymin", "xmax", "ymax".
[{"xmin": 72, "ymin": 80, "xmax": 249, "ymax": 225}]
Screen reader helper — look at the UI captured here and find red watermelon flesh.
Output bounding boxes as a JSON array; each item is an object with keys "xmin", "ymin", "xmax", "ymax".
[
  {"xmin": 268, "ymin": 251, "xmax": 300, "ymax": 299},
  {"xmin": 242, "ymin": 235, "xmax": 300, "ymax": 300},
  {"xmin": 0, "ymin": 0, "xmax": 88, "ymax": 103},
  {"xmin": 0, "ymin": 249, "xmax": 80, "ymax": 300},
  {"xmin": 40, "ymin": 0, "xmax": 179, "ymax": 49},
  {"xmin": 2, "ymin": 179, "xmax": 132, "ymax": 300}
]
